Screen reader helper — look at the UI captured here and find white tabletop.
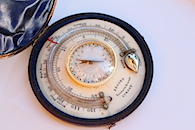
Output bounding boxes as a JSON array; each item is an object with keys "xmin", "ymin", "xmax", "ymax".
[{"xmin": 0, "ymin": 0, "xmax": 195, "ymax": 130}]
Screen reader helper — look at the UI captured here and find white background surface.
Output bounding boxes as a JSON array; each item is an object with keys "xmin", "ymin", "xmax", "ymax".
[{"xmin": 0, "ymin": 0, "xmax": 195, "ymax": 130}]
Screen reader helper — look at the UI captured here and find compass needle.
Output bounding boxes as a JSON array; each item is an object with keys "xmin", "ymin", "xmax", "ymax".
[{"xmin": 29, "ymin": 13, "xmax": 153, "ymax": 126}]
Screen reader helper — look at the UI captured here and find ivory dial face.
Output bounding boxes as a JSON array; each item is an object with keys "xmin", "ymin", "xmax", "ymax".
[
  {"xmin": 67, "ymin": 40, "xmax": 116, "ymax": 86},
  {"xmin": 39, "ymin": 19, "xmax": 146, "ymax": 118}
]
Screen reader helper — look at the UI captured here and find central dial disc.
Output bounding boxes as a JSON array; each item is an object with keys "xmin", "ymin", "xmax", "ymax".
[{"xmin": 66, "ymin": 40, "xmax": 116, "ymax": 86}]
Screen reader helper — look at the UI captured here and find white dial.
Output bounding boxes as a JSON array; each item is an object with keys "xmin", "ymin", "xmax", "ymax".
[
  {"xmin": 44, "ymin": 20, "xmax": 145, "ymax": 118},
  {"xmin": 67, "ymin": 40, "xmax": 116, "ymax": 86}
]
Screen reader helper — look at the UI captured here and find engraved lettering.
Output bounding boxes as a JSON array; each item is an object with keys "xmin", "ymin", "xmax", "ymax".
[
  {"xmin": 71, "ymin": 105, "xmax": 80, "ymax": 111},
  {"xmin": 87, "ymin": 108, "xmax": 96, "ymax": 112}
]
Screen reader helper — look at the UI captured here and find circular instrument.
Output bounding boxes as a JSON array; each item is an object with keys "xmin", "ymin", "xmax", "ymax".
[{"xmin": 29, "ymin": 13, "xmax": 153, "ymax": 126}]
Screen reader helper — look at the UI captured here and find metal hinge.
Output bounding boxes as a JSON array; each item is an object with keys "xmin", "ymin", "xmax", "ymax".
[
  {"xmin": 31, "ymin": 25, "xmax": 50, "ymax": 47},
  {"xmin": 108, "ymin": 122, "xmax": 116, "ymax": 129}
]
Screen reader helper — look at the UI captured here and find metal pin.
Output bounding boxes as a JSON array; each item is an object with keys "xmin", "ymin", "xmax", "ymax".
[
  {"xmin": 119, "ymin": 48, "xmax": 136, "ymax": 57},
  {"xmin": 103, "ymin": 102, "xmax": 108, "ymax": 109},
  {"xmin": 99, "ymin": 92, "xmax": 104, "ymax": 98},
  {"xmin": 129, "ymin": 48, "xmax": 136, "ymax": 53},
  {"xmin": 119, "ymin": 52, "xmax": 125, "ymax": 57}
]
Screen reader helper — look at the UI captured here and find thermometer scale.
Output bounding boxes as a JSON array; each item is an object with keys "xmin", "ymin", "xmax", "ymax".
[{"xmin": 29, "ymin": 13, "xmax": 153, "ymax": 127}]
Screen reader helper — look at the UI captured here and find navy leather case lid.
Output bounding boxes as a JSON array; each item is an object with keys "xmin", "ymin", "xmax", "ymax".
[{"xmin": 0, "ymin": 0, "xmax": 56, "ymax": 58}]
